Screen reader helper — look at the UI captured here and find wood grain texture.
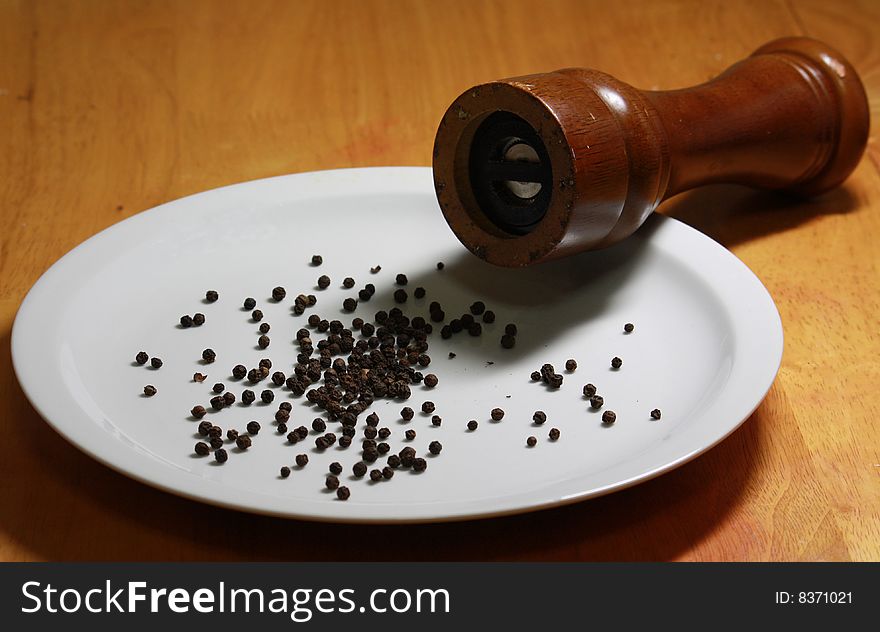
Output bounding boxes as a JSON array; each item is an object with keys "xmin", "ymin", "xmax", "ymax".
[{"xmin": 0, "ymin": 0, "xmax": 877, "ymax": 561}]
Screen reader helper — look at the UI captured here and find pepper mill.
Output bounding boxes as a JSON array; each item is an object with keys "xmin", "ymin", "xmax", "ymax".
[{"xmin": 432, "ymin": 37, "xmax": 869, "ymax": 267}]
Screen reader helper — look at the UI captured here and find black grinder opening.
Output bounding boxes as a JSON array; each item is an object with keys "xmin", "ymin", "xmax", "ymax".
[{"xmin": 467, "ymin": 112, "xmax": 553, "ymax": 235}]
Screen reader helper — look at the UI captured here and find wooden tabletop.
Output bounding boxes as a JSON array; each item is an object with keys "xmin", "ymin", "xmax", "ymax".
[{"xmin": 1, "ymin": 0, "xmax": 878, "ymax": 562}]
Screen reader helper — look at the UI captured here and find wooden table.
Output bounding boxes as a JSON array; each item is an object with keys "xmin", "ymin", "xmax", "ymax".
[{"xmin": 1, "ymin": 0, "xmax": 878, "ymax": 562}]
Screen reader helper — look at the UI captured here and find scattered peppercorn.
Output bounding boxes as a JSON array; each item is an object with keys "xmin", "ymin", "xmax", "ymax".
[
  {"xmin": 193, "ymin": 313, "xmax": 205, "ymax": 326},
  {"xmin": 326, "ymin": 474, "xmax": 341, "ymax": 489},
  {"xmin": 214, "ymin": 448, "xmax": 228, "ymax": 463},
  {"xmin": 232, "ymin": 364, "xmax": 247, "ymax": 379},
  {"xmin": 421, "ymin": 401, "xmax": 435, "ymax": 414},
  {"xmin": 197, "ymin": 420, "xmax": 212, "ymax": 436},
  {"xmin": 261, "ymin": 390, "xmax": 274, "ymax": 404},
  {"xmin": 611, "ymin": 357, "xmax": 622, "ymax": 369},
  {"xmin": 467, "ymin": 420, "xmax": 478, "ymax": 431},
  {"xmin": 549, "ymin": 428, "xmax": 560, "ymax": 441},
  {"xmin": 531, "ymin": 371, "xmax": 541, "ymax": 381},
  {"xmin": 192, "ymin": 405, "xmax": 207, "ymax": 419},
  {"xmin": 482, "ymin": 310, "xmax": 496, "ymax": 323},
  {"xmin": 251, "ymin": 309, "xmax": 263, "ymax": 322},
  {"xmin": 210, "ymin": 382, "xmax": 223, "ymax": 394},
  {"xmin": 143, "ymin": 385, "xmax": 157, "ymax": 397},
  {"xmin": 395, "ymin": 273, "xmax": 408, "ymax": 286},
  {"xmin": 491, "ymin": 408, "xmax": 505, "ymax": 421},
  {"xmin": 401, "ymin": 407, "xmax": 414, "ymax": 421},
  {"xmin": 150, "ymin": 357, "xmax": 163, "ymax": 369},
  {"xmin": 275, "ymin": 409, "xmax": 290, "ymax": 423},
  {"xmin": 180, "ymin": 314, "xmax": 193, "ymax": 328},
  {"xmin": 565, "ymin": 359, "xmax": 577, "ymax": 372},
  {"xmin": 295, "ymin": 453, "xmax": 309, "ymax": 467},
  {"xmin": 135, "ymin": 351, "xmax": 149, "ymax": 365},
  {"xmin": 243, "ymin": 297, "xmax": 256, "ymax": 310},
  {"xmin": 504, "ymin": 323, "xmax": 518, "ymax": 336},
  {"xmin": 527, "ymin": 436, "xmax": 537, "ymax": 447},
  {"xmin": 246, "ymin": 421, "xmax": 261, "ymax": 434},
  {"xmin": 583, "ymin": 384, "xmax": 597, "ymax": 397},
  {"xmin": 436, "ymin": 262, "xmax": 444, "ymax": 270},
  {"xmin": 258, "ymin": 334, "xmax": 270, "ymax": 349},
  {"xmin": 651, "ymin": 409, "xmax": 662, "ymax": 420},
  {"xmin": 353, "ymin": 462, "xmax": 367, "ymax": 478},
  {"xmin": 194, "ymin": 441, "xmax": 210, "ymax": 456},
  {"xmin": 280, "ymin": 466, "xmax": 291, "ymax": 478},
  {"xmin": 624, "ymin": 323, "xmax": 634, "ymax": 333},
  {"xmin": 342, "ymin": 297, "xmax": 357, "ymax": 312},
  {"xmin": 405, "ymin": 429, "xmax": 416, "ymax": 440},
  {"xmin": 236, "ymin": 435, "xmax": 252, "ymax": 450},
  {"xmin": 533, "ymin": 411, "xmax": 546, "ymax": 425},
  {"xmin": 414, "ymin": 287, "xmax": 426, "ymax": 299},
  {"xmin": 369, "ymin": 469, "xmax": 383, "ymax": 482},
  {"xmin": 271, "ymin": 286, "xmax": 286, "ymax": 301},
  {"xmin": 336, "ymin": 486, "xmax": 350, "ymax": 500},
  {"xmin": 240, "ymin": 389, "xmax": 254, "ymax": 405},
  {"xmin": 393, "ymin": 289, "xmax": 408, "ymax": 303},
  {"xmin": 428, "ymin": 440, "xmax": 442, "ymax": 455},
  {"xmin": 209, "ymin": 395, "xmax": 224, "ymax": 410},
  {"xmin": 501, "ymin": 334, "xmax": 516, "ymax": 349},
  {"xmin": 413, "ymin": 457, "xmax": 427, "ymax": 472},
  {"xmin": 200, "ymin": 348, "xmax": 216, "ymax": 364},
  {"xmin": 311, "ymin": 255, "xmax": 323, "ymax": 266},
  {"xmin": 590, "ymin": 395, "xmax": 604, "ymax": 409},
  {"xmin": 602, "ymin": 410, "xmax": 617, "ymax": 424},
  {"xmin": 205, "ymin": 290, "xmax": 219, "ymax": 303},
  {"xmin": 227, "ymin": 429, "xmax": 239, "ymax": 441},
  {"xmin": 259, "ymin": 322, "xmax": 270, "ymax": 334}
]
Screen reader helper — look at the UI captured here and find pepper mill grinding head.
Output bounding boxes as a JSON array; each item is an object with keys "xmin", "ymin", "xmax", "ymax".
[{"xmin": 432, "ymin": 37, "xmax": 869, "ymax": 267}]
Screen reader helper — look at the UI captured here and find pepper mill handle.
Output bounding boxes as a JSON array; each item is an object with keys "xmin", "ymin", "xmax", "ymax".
[{"xmin": 432, "ymin": 37, "xmax": 869, "ymax": 267}]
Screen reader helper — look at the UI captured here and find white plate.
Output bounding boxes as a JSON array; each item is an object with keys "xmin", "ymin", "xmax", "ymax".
[{"xmin": 12, "ymin": 167, "xmax": 782, "ymax": 523}]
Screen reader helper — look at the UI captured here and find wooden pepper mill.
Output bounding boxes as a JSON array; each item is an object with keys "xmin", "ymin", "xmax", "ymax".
[{"xmin": 432, "ymin": 37, "xmax": 869, "ymax": 267}]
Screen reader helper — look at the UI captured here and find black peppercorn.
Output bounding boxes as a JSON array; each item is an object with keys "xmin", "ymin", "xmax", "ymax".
[
  {"xmin": 611, "ymin": 356, "xmax": 622, "ymax": 369},
  {"xmin": 326, "ymin": 474, "xmax": 340, "ymax": 490},
  {"xmin": 364, "ymin": 426, "xmax": 377, "ymax": 440},
  {"xmin": 317, "ymin": 275, "xmax": 331, "ymax": 289},
  {"xmin": 530, "ymin": 371, "xmax": 541, "ymax": 381},
  {"xmin": 336, "ymin": 486, "xmax": 350, "ymax": 500},
  {"xmin": 194, "ymin": 441, "xmax": 210, "ymax": 456},
  {"xmin": 412, "ymin": 457, "xmax": 427, "ymax": 472},
  {"xmin": 338, "ymin": 435, "xmax": 352, "ymax": 448},
  {"xmin": 312, "ymin": 418, "xmax": 326, "ymax": 432},
  {"xmin": 201, "ymin": 348, "xmax": 216, "ymax": 364},
  {"xmin": 143, "ymin": 385, "xmax": 157, "ymax": 397},
  {"xmin": 393, "ymin": 289, "xmax": 407, "ymax": 303},
  {"xmin": 602, "ymin": 410, "xmax": 617, "ymax": 424},
  {"xmin": 295, "ymin": 453, "xmax": 309, "ymax": 467},
  {"xmin": 468, "ymin": 322, "xmax": 482, "ymax": 337},
  {"xmin": 286, "ymin": 431, "xmax": 299, "ymax": 444},
  {"xmin": 491, "ymin": 408, "xmax": 505, "ymax": 421},
  {"xmin": 342, "ymin": 297, "xmax": 357, "ymax": 312},
  {"xmin": 243, "ymin": 297, "xmax": 256, "ymax": 309},
  {"xmin": 252, "ymin": 309, "xmax": 263, "ymax": 322},
  {"xmin": 406, "ymin": 429, "xmax": 417, "ymax": 440},
  {"xmin": 436, "ymin": 261, "xmax": 444, "ymax": 270},
  {"xmin": 135, "ymin": 351, "xmax": 149, "ymax": 365},
  {"xmin": 414, "ymin": 287, "xmax": 426, "ymax": 299},
  {"xmin": 275, "ymin": 409, "xmax": 290, "ymax": 423},
  {"xmin": 214, "ymin": 448, "xmax": 228, "ymax": 463},
  {"xmin": 272, "ymin": 286, "xmax": 286, "ymax": 301},
  {"xmin": 386, "ymin": 454, "xmax": 401, "ymax": 469},
  {"xmin": 197, "ymin": 420, "xmax": 212, "ymax": 436},
  {"xmin": 590, "ymin": 395, "xmax": 604, "ymax": 409},
  {"xmin": 467, "ymin": 420, "xmax": 478, "ymax": 431},
  {"xmin": 482, "ymin": 310, "xmax": 496, "ymax": 323},
  {"xmin": 421, "ymin": 401, "xmax": 435, "ymax": 414},
  {"xmin": 209, "ymin": 425, "xmax": 222, "ymax": 438},
  {"xmin": 239, "ymin": 389, "xmax": 254, "ymax": 405},
  {"xmin": 583, "ymin": 383, "xmax": 597, "ymax": 397},
  {"xmin": 377, "ymin": 441, "xmax": 389, "ymax": 454},
  {"xmin": 222, "ymin": 391, "xmax": 235, "ymax": 406},
  {"xmin": 353, "ymin": 462, "xmax": 367, "ymax": 477},
  {"xmin": 180, "ymin": 314, "xmax": 193, "ymax": 328},
  {"xmin": 428, "ymin": 440, "xmax": 442, "ymax": 455},
  {"xmin": 246, "ymin": 420, "xmax": 261, "ymax": 434},
  {"xmin": 150, "ymin": 357, "xmax": 163, "ymax": 369},
  {"xmin": 258, "ymin": 334, "xmax": 270, "ymax": 349},
  {"xmin": 431, "ymin": 415, "xmax": 442, "ymax": 427},
  {"xmin": 549, "ymin": 428, "xmax": 560, "ymax": 441},
  {"xmin": 651, "ymin": 408, "xmax": 662, "ymax": 420},
  {"xmin": 469, "ymin": 301, "xmax": 485, "ymax": 315},
  {"xmin": 527, "ymin": 436, "xmax": 537, "ymax": 447},
  {"xmin": 338, "ymin": 277, "xmax": 353, "ymax": 289},
  {"xmin": 236, "ymin": 435, "xmax": 252, "ymax": 450},
  {"xmin": 565, "ymin": 359, "xmax": 577, "ymax": 372},
  {"xmin": 363, "ymin": 446, "xmax": 379, "ymax": 462},
  {"xmin": 209, "ymin": 396, "xmax": 224, "ymax": 411},
  {"xmin": 369, "ymin": 469, "xmax": 383, "ymax": 482},
  {"xmin": 423, "ymin": 374, "xmax": 438, "ymax": 388},
  {"xmin": 259, "ymin": 358, "xmax": 272, "ymax": 370},
  {"xmin": 193, "ymin": 313, "xmax": 205, "ymax": 326},
  {"xmin": 260, "ymin": 390, "xmax": 274, "ymax": 403},
  {"xmin": 378, "ymin": 427, "xmax": 391, "ymax": 439},
  {"xmin": 232, "ymin": 364, "xmax": 247, "ymax": 380},
  {"xmin": 280, "ymin": 466, "xmax": 291, "ymax": 478},
  {"xmin": 533, "ymin": 411, "xmax": 546, "ymax": 425},
  {"xmin": 227, "ymin": 429, "xmax": 239, "ymax": 441},
  {"xmin": 310, "ymin": 254, "xmax": 324, "ymax": 266},
  {"xmin": 500, "ymin": 334, "xmax": 516, "ymax": 349},
  {"xmin": 211, "ymin": 382, "xmax": 224, "ymax": 394},
  {"xmin": 205, "ymin": 290, "xmax": 219, "ymax": 303},
  {"xmin": 624, "ymin": 322, "xmax": 634, "ymax": 333}
]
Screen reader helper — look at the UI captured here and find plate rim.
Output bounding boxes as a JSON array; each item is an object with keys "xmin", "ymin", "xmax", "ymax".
[{"xmin": 11, "ymin": 166, "xmax": 783, "ymax": 523}]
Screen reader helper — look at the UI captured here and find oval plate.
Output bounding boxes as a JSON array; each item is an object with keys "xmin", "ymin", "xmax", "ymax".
[{"xmin": 12, "ymin": 167, "xmax": 782, "ymax": 523}]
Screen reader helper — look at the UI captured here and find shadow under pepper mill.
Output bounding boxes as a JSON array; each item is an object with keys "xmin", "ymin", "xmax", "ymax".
[{"xmin": 432, "ymin": 37, "xmax": 869, "ymax": 267}]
